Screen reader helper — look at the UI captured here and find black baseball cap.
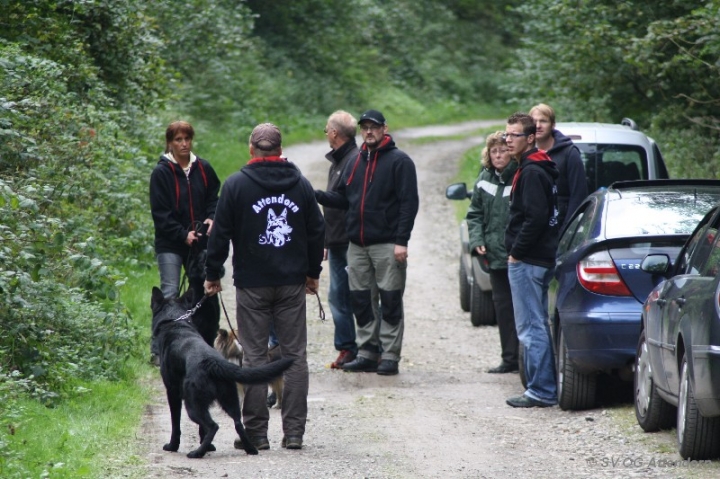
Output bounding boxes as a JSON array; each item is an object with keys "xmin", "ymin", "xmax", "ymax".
[{"xmin": 358, "ymin": 109, "xmax": 386, "ymax": 125}]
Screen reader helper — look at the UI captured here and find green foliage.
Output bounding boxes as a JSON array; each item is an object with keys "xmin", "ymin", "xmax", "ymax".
[{"xmin": 506, "ymin": 0, "xmax": 720, "ymax": 178}]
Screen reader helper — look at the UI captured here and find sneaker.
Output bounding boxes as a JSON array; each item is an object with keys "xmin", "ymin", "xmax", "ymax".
[
  {"xmin": 342, "ymin": 356, "xmax": 378, "ymax": 373},
  {"xmin": 331, "ymin": 349, "xmax": 357, "ymax": 369},
  {"xmin": 487, "ymin": 363, "xmax": 519, "ymax": 374},
  {"xmin": 505, "ymin": 395, "xmax": 555, "ymax": 408},
  {"xmin": 377, "ymin": 359, "xmax": 399, "ymax": 376},
  {"xmin": 281, "ymin": 435, "xmax": 303, "ymax": 449},
  {"xmin": 237, "ymin": 436, "xmax": 269, "ymax": 450}
]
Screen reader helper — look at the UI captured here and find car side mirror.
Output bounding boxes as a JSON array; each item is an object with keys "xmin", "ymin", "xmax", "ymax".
[
  {"xmin": 446, "ymin": 183, "xmax": 472, "ymax": 200},
  {"xmin": 641, "ymin": 254, "xmax": 670, "ymax": 274}
]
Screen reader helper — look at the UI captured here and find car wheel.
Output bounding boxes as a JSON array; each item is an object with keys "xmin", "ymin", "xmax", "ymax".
[
  {"xmin": 634, "ymin": 329, "xmax": 675, "ymax": 431},
  {"xmin": 557, "ymin": 326, "xmax": 597, "ymax": 411},
  {"xmin": 470, "ymin": 279, "xmax": 495, "ymax": 326},
  {"xmin": 458, "ymin": 256, "xmax": 470, "ymax": 312},
  {"xmin": 677, "ymin": 353, "xmax": 720, "ymax": 459},
  {"xmin": 518, "ymin": 345, "xmax": 527, "ymax": 389}
]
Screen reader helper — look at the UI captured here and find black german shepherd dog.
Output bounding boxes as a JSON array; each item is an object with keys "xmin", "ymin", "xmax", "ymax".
[{"xmin": 151, "ymin": 287, "xmax": 293, "ymax": 458}]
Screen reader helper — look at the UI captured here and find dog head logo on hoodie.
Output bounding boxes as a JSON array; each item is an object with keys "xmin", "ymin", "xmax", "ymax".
[{"xmin": 259, "ymin": 207, "xmax": 293, "ymax": 247}]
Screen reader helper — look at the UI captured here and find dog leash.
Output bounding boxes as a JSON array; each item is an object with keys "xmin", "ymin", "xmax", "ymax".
[
  {"xmin": 313, "ymin": 291, "xmax": 326, "ymax": 322},
  {"xmin": 174, "ymin": 294, "xmax": 208, "ymax": 322},
  {"xmin": 218, "ymin": 292, "xmax": 243, "ymax": 351}
]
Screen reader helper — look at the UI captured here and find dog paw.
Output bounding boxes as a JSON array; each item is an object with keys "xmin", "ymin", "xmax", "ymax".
[
  {"xmin": 187, "ymin": 448, "xmax": 206, "ymax": 459},
  {"xmin": 207, "ymin": 444, "xmax": 216, "ymax": 452},
  {"xmin": 245, "ymin": 446, "xmax": 259, "ymax": 455},
  {"xmin": 163, "ymin": 442, "xmax": 180, "ymax": 452}
]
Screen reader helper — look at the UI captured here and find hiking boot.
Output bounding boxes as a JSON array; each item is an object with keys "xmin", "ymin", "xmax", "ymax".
[
  {"xmin": 331, "ymin": 349, "xmax": 357, "ymax": 369},
  {"xmin": 342, "ymin": 356, "xmax": 378, "ymax": 373},
  {"xmin": 281, "ymin": 435, "xmax": 303, "ymax": 449},
  {"xmin": 236, "ymin": 436, "xmax": 269, "ymax": 450},
  {"xmin": 377, "ymin": 359, "xmax": 399, "ymax": 376}
]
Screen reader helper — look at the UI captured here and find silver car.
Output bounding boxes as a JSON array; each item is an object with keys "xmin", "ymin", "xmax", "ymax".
[{"xmin": 446, "ymin": 119, "xmax": 669, "ymax": 326}]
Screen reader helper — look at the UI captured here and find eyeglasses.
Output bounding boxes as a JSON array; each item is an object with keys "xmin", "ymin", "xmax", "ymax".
[
  {"xmin": 359, "ymin": 124, "xmax": 383, "ymax": 132},
  {"xmin": 502, "ymin": 132, "xmax": 528, "ymax": 141}
]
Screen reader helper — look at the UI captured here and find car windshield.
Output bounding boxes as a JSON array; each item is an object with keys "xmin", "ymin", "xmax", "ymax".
[{"xmin": 605, "ymin": 190, "xmax": 720, "ymax": 238}]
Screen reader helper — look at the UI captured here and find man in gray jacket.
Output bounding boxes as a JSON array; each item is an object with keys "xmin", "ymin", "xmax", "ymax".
[{"xmin": 322, "ymin": 110, "xmax": 360, "ymax": 369}]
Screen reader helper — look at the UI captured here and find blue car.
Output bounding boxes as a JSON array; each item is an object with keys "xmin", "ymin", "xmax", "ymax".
[
  {"xmin": 635, "ymin": 204, "xmax": 720, "ymax": 459},
  {"xmin": 552, "ymin": 180, "xmax": 720, "ymax": 411}
]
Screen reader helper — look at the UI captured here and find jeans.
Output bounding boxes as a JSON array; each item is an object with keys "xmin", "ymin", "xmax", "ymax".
[
  {"xmin": 152, "ymin": 252, "xmax": 185, "ymax": 356},
  {"xmin": 157, "ymin": 252, "xmax": 184, "ymax": 299},
  {"xmin": 508, "ymin": 261, "xmax": 557, "ymax": 404},
  {"xmin": 328, "ymin": 246, "xmax": 357, "ymax": 353}
]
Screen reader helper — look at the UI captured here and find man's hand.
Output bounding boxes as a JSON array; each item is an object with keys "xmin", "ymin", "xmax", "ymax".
[
  {"xmin": 475, "ymin": 246, "xmax": 486, "ymax": 255},
  {"xmin": 204, "ymin": 279, "xmax": 222, "ymax": 296},
  {"xmin": 305, "ymin": 276, "xmax": 319, "ymax": 295},
  {"xmin": 323, "ymin": 248, "xmax": 328, "ymax": 261},
  {"xmin": 394, "ymin": 245, "xmax": 408, "ymax": 263},
  {"xmin": 204, "ymin": 218, "xmax": 214, "ymax": 236}
]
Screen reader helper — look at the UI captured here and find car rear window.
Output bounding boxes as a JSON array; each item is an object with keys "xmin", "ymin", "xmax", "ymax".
[
  {"xmin": 578, "ymin": 144, "xmax": 647, "ymax": 192},
  {"xmin": 605, "ymin": 191, "xmax": 720, "ymax": 239}
]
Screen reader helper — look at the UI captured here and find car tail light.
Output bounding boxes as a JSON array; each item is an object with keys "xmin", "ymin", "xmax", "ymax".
[{"xmin": 577, "ymin": 250, "xmax": 633, "ymax": 296}]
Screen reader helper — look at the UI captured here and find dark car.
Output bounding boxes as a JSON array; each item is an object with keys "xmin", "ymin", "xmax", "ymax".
[
  {"xmin": 552, "ymin": 180, "xmax": 720, "ymax": 411},
  {"xmin": 634, "ymin": 204, "xmax": 720, "ymax": 460},
  {"xmin": 447, "ymin": 119, "xmax": 669, "ymax": 327}
]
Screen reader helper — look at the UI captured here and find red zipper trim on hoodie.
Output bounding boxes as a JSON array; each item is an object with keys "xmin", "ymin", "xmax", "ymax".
[
  {"xmin": 351, "ymin": 136, "xmax": 391, "ymax": 245},
  {"xmin": 247, "ymin": 156, "xmax": 286, "ymax": 165}
]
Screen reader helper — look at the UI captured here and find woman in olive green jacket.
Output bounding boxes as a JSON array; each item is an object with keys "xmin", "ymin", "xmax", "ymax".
[{"xmin": 466, "ymin": 131, "xmax": 519, "ymax": 373}]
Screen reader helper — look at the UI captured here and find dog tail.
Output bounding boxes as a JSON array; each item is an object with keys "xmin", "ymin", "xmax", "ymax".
[{"xmin": 208, "ymin": 357, "xmax": 294, "ymax": 385}]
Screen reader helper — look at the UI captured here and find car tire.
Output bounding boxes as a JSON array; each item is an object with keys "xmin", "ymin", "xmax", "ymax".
[
  {"xmin": 557, "ymin": 326, "xmax": 597, "ymax": 411},
  {"xmin": 634, "ymin": 329, "xmax": 675, "ymax": 432},
  {"xmin": 459, "ymin": 256, "xmax": 470, "ymax": 312},
  {"xmin": 470, "ymin": 279, "xmax": 495, "ymax": 326},
  {"xmin": 677, "ymin": 353, "xmax": 720, "ymax": 460},
  {"xmin": 518, "ymin": 345, "xmax": 527, "ymax": 389}
]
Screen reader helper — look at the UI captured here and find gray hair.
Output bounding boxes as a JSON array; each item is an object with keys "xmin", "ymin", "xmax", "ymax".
[{"xmin": 328, "ymin": 110, "xmax": 357, "ymax": 140}]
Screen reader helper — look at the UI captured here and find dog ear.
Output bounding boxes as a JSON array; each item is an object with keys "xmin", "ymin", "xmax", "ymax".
[
  {"xmin": 217, "ymin": 329, "xmax": 228, "ymax": 339},
  {"xmin": 151, "ymin": 287, "xmax": 165, "ymax": 304}
]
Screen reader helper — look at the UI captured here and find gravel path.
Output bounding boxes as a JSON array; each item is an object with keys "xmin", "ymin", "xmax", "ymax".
[{"xmin": 136, "ymin": 120, "xmax": 718, "ymax": 479}]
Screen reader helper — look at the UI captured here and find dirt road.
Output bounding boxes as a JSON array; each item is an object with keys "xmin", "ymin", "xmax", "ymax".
[{"xmin": 137, "ymin": 121, "xmax": 718, "ymax": 478}]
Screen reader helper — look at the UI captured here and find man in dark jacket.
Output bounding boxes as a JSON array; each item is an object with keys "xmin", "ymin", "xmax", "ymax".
[
  {"xmin": 316, "ymin": 110, "xmax": 419, "ymax": 376},
  {"xmin": 323, "ymin": 110, "xmax": 360, "ymax": 369},
  {"xmin": 204, "ymin": 123, "xmax": 325, "ymax": 451},
  {"xmin": 503, "ymin": 112, "xmax": 560, "ymax": 408},
  {"xmin": 530, "ymin": 103, "xmax": 587, "ymax": 230}
]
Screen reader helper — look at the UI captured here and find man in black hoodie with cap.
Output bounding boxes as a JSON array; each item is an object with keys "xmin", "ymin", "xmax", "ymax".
[
  {"xmin": 316, "ymin": 110, "xmax": 419, "ymax": 376},
  {"xmin": 503, "ymin": 112, "xmax": 560, "ymax": 409},
  {"xmin": 204, "ymin": 123, "xmax": 325, "ymax": 451}
]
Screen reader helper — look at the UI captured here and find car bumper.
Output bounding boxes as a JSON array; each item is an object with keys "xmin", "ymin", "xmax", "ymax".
[
  {"xmin": 561, "ymin": 312, "xmax": 640, "ymax": 373},
  {"xmin": 692, "ymin": 345, "xmax": 720, "ymax": 417}
]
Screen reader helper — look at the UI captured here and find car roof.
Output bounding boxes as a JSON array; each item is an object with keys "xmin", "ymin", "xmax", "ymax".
[{"xmin": 555, "ymin": 122, "xmax": 655, "ymax": 146}]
